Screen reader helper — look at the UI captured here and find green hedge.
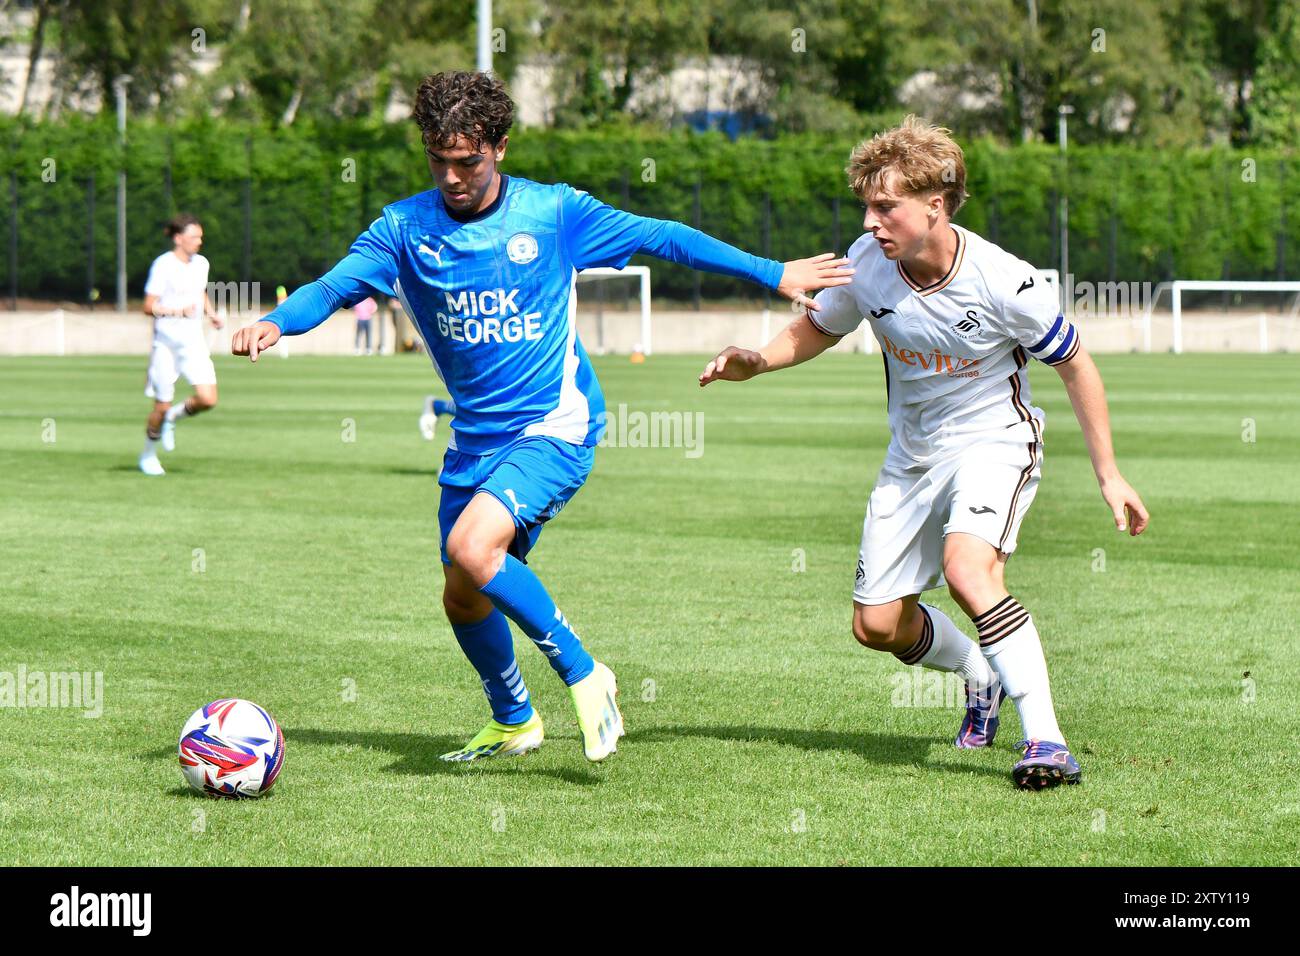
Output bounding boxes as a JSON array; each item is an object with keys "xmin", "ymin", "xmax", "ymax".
[{"xmin": 4, "ymin": 116, "xmax": 1298, "ymax": 303}]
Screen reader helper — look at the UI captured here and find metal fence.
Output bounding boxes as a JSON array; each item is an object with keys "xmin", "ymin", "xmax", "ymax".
[{"xmin": 6, "ymin": 162, "xmax": 1299, "ymax": 310}]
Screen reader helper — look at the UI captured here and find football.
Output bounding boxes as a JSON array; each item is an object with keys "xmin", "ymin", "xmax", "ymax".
[{"xmin": 178, "ymin": 698, "xmax": 286, "ymax": 799}]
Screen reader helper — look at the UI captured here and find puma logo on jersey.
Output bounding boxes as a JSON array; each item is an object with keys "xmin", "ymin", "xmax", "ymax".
[
  {"xmin": 1017, "ymin": 276, "xmax": 1035, "ymax": 294},
  {"xmin": 503, "ymin": 488, "xmax": 527, "ymax": 516},
  {"xmin": 418, "ymin": 242, "xmax": 445, "ymax": 266},
  {"xmin": 969, "ymin": 505, "xmax": 996, "ymax": 515},
  {"xmin": 870, "ymin": 307, "xmax": 896, "ymax": 319}
]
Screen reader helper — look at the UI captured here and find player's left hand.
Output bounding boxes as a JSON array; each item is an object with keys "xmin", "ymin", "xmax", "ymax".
[
  {"xmin": 1100, "ymin": 474, "xmax": 1149, "ymax": 536},
  {"xmin": 777, "ymin": 254, "xmax": 854, "ymax": 312},
  {"xmin": 207, "ymin": 312, "xmax": 225, "ymax": 330}
]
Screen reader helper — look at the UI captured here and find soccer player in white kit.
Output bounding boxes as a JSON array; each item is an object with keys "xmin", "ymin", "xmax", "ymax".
[
  {"xmin": 139, "ymin": 214, "xmax": 223, "ymax": 476},
  {"xmin": 700, "ymin": 117, "xmax": 1149, "ymax": 789}
]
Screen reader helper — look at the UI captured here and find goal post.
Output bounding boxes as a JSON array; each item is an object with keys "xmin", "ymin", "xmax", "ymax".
[
  {"xmin": 577, "ymin": 266, "xmax": 653, "ymax": 355},
  {"xmin": 1144, "ymin": 280, "xmax": 1300, "ymax": 354}
]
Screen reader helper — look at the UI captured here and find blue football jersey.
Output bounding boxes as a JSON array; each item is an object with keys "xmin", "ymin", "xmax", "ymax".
[{"xmin": 268, "ymin": 174, "xmax": 782, "ymax": 455}]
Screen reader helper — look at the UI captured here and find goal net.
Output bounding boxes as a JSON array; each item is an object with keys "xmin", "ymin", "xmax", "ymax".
[
  {"xmin": 1141, "ymin": 281, "xmax": 1300, "ymax": 353},
  {"xmin": 575, "ymin": 266, "xmax": 652, "ymax": 355}
]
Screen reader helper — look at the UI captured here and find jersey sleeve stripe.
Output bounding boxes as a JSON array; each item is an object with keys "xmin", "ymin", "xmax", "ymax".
[
  {"xmin": 1027, "ymin": 314, "xmax": 1065, "ymax": 354},
  {"xmin": 1050, "ymin": 332, "xmax": 1081, "ymax": 365},
  {"xmin": 1041, "ymin": 324, "xmax": 1079, "ymax": 364},
  {"xmin": 805, "ymin": 309, "xmax": 847, "ymax": 337}
]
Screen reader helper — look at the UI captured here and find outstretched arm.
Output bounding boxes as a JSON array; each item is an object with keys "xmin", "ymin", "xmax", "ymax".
[
  {"xmin": 637, "ymin": 219, "xmax": 854, "ymax": 310},
  {"xmin": 232, "ymin": 216, "xmax": 399, "ymax": 362},
  {"xmin": 560, "ymin": 187, "xmax": 853, "ymax": 309},
  {"xmin": 699, "ymin": 312, "xmax": 840, "ymax": 386},
  {"xmin": 1054, "ymin": 346, "xmax": 1150, "ymax": 535}
]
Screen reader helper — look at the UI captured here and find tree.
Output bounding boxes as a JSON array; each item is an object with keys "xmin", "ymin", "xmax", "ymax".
[
  {"xmin": 1203, "ymin": 0, "xmax": 1284, "ymax": 145},
  {"xmin": 55, "ymin": 0, "xmax": 205, "ymax": 112},
  {"xmin": 193, "ymin": 0, "xmax": 379, "ymax": 125},
  {"xmin": 1247, "ymin": 0, "xmax": 1300, "ymax": 145},
  {"xmin": 539, "ymin": 0, "xmax": 707, "ymax": 127},
  {"xmin": 907, "ymin": 0, "xmax": 1230, "ymax": 147},
  {"xmin": 373, "ymin": 0, "xmax": 538, "ymax": 121},
  {"xmin": 16, "ymin": 0, "xmax": 56, "ymax": 116}
]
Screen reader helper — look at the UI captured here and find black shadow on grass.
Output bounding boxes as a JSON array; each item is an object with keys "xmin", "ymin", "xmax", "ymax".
[
  {"xmin": 110, "ymin": 465, "xmax": 204, "ymax": 478},
  {"xmin": 146, "ymin": 731, "xmax": 604, "ymax": 786},
  {"xmin": 163, "ymin": 784, "xmax": 284, "ymax": 802},
  {"xmin": 287, "ymin": 728, "xmax": 607, "ymax": 786},
  {"xmin": 110, "ymin": 463, "xmax": 184, "ymax": 474},
  {"xmin": 630, "ymin": 725, "xmax": 1009, "ymax": 779}
]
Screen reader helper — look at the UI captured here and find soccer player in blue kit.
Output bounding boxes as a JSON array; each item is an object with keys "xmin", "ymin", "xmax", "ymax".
[{"xmin": 232, "ymin": 71, "xmax": 853, "ymax": 763}]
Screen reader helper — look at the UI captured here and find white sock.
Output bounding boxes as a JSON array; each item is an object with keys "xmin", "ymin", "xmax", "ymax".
[
  {"xmin": 895, "ymin": 604, "xmax": 995, "ymax": 688},
  {"xmin": 974, "ymin": 597, "xmax": 1065, "ymax": 744},
  {"xmin": 142, "ymin": 435, "xmax": 159, "ymax": 455},
  {"xmin": 165, "ymin": 401, "xmax": 191, "ymax": 423}
]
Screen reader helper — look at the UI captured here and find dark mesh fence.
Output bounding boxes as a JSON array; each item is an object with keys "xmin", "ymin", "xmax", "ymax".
[{"xmin": 4, "ymin": 120, "xmax": 1298, "ymax": 308}]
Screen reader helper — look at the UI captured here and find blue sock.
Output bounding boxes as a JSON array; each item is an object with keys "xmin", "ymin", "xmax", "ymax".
[
  {"xmin": 449, "ymin": 609, "xmax": 533, "ymax": 725},
  {"xmin": 480, "ymin": 555, "xmax": 595, "ymax": 686},
  {"xmin": 434, "ymin": 398, "xmax": 455, "ymax": 417}
]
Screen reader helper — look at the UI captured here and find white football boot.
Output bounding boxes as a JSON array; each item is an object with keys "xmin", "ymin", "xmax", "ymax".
[
  {"xmin": 418, "ymin": 395, "xmax": 437, "ymax": 441},
  {"xmin": 138, "ymin": 452, "xmax": 165, "ymax": 476}
]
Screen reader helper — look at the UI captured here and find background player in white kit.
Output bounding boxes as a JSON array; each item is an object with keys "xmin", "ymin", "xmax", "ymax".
[
  {"xmin": 139, "ymin": 214, "xmax": 223, "ymax": 476},
  {"xmin": 700, "ymin": 117, "xmax": 1149, "ymax": 789}
]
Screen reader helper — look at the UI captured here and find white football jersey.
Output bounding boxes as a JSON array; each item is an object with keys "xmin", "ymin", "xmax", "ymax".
[
  {"xmin": 810, "ymin": 224, "xmax": 1079, "ymax": 469},
  {"xmin": 144, "ymin": 251, "xmax": 210, "ymax": 321}
]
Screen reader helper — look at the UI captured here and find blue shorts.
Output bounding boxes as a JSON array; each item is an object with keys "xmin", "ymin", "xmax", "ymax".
[{"xmin": 437, "ymin": 435, "xmax": 594, "ymax": 565}]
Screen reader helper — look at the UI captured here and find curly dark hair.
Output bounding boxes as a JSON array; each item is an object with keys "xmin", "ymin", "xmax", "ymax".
[{"xmin": 412, "ymin": 71, "xmax": 514, "ymax": 153}]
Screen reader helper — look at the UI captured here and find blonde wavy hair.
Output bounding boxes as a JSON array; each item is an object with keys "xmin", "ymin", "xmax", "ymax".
[{"xmin": 846, "ymin": 115, "xmax": 970, "ymax": 217}]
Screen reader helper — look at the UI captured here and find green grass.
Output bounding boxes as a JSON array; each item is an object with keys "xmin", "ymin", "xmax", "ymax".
[{"xmin": 1, "ymin": 351, "xmax": 1297, "ymax": 866}]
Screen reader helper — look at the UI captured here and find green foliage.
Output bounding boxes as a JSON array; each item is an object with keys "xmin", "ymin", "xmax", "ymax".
[
  {"xmin": 3, "ymin": 117, "xmax": 1298, "ymax": 301},
  {"xmin": 54, "ymin": 0, "xmax": 207, "ymax": 113},
  {"xmin": 9, "ymin": 0, "xmax": 1298, "ymax": 152},
  {"xmin": 541, "ymin": 0, "xmax": 708, "ymax": 128},
  {"xmin": 1249, "ymin": 0, "xmax": 1300, "ymax": 146}
]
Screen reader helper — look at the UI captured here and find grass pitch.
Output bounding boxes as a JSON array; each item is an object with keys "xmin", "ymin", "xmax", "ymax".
[{"xmin": 0, "ymin": 349, "xmax": 1297, "ymax": 866}]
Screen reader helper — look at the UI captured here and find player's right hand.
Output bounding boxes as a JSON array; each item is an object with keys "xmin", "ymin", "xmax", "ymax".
[
  {"xmin": 699, "ymin": 346, "xmax": 766, "ymax": 386},
  {"xmin": 231, "ymin": 321, "xmax": 281, "ymax": 362}
]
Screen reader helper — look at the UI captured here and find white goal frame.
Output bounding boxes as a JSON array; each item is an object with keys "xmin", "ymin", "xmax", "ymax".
[
  {"xmin": 577, "ymin": 266, "xmax": 653, "ymax": 355},
  {"xmin": 1143, "ymin": 280, "xmax": 1300, "ymax": 353}
]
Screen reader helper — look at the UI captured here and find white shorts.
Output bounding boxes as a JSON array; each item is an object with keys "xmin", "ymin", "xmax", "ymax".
[
  {"xmin": 145, "ymin": 319, "xmax": 216, "ymax": 403},
  {"xmin": 854, "ymin": 438, "xmax": 1043, "ymax": 605}
]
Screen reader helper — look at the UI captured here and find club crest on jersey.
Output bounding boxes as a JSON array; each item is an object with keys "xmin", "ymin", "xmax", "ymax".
[
  {"xmin": 949, "ymin": 310, "xmax": 982, "ymax": 339},
  {"xmin": 507, "ymin": 233, "xmax": 538, "ymax": 264}
]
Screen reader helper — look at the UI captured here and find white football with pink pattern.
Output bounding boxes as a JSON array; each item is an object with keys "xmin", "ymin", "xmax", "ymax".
[{"xmin": 178, "ymin": 698, "xmax": 285, "ymax": 798}]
